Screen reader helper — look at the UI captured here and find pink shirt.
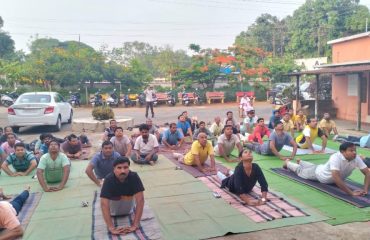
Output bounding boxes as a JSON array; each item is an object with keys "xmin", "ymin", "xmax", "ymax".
[
  {"xmin": 0, "ymin": 201, "xmax": 20, "ymax": 229},
  {"xmin": 1, "ymin": 140, "xmax": 20, "ymax": 155}
]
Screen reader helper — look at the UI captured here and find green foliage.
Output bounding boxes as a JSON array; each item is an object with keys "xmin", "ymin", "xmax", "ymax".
[
  {"xmin": 235, "ymin": 0, "xmax": 370, "ymax": 58},
  {"xmin": 92, "ymin": 106, "xmax": 115, "ymax": 120}
]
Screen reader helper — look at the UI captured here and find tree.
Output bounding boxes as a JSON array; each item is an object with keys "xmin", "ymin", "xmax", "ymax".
[
  {"xmin": 0, "ymin": 16, "xmax": 15, "ymax": 59},
  {"xmin": 235, "ymin": 14, "xmax": 288, "ymax": 57}
]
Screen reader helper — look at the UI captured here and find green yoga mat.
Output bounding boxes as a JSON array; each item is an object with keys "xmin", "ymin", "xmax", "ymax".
[
  {"xmin": 2, "ymin": 156, "xmax": 326, "ymax": 240},
  {"xmin": 216, "ymin": 151, "xmax": 370, "ymax": 226},
  {"xmin": 142, "ymin": 156, "xmax": 327, "ymax": 240}
]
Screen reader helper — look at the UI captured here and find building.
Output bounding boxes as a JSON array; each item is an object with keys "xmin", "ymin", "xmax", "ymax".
[
  {"xmin": 327, "ymin": 32, "xmax": 370, "ymax": 124},
  {"xmin": 287, "ymin": 32, "xmax": 370, "ymax": 129}
]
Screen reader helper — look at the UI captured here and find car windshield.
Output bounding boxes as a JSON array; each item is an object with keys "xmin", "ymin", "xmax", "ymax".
[{"xmin": 18, "ymin": 94, "xmax": 51, "ymax": 103}]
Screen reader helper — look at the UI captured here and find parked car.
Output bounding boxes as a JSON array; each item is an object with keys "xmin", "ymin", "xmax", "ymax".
[{"xmin": 7, "ymin": 92, "xmax": 73, "ymax": 133}]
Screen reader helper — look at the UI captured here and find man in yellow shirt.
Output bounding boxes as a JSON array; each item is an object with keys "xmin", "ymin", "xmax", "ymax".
[
  {"xmin": 295, "ymin": 118, "xmax": 327, "ymax": 153},
  {"xmin": 293, "ymin": 110, "xmax": 307, "ymax": 131},
  {"xmin": 281, "ymin": 112, "xmax": 295, "ymax": 137},
  {"xmin": 174, "ymin": 133, "xmax": 216, "ymax": 174},
  {"xmin": 319, "ymin": 113, "xmax": 338, "ymax": 137}
]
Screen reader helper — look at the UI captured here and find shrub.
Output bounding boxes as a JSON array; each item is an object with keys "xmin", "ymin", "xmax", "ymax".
[{"xmin": 92, "ymin": 106, "xmax": 115, "ymax": 120}]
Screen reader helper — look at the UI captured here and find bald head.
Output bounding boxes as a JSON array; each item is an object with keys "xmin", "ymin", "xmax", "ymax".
[{"xmin": 215, "ymin": 116, "xmax": 221, "ymax": 124}]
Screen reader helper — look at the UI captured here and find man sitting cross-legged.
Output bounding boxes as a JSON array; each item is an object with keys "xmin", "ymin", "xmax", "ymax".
[
  {"xmin": 131, "ymin": 124, "xmax": 159, "ymax": 165},
  {"xmin": 246, "ymin": 120, "xmax": 297, "ymax": 161},
  {"xmin": 1, "ymin": 142, "xmax": 37, "ymax": 177},
  {"xmin": 100, "ymin": 157, "xmax": 145, "ymax": 235},
  {"xmin": 85, "ymin": 141, "xmax": 121, "ymax": 187},
  {"xmin": 319, "ymin": 112, "xmax": 339, "ymax": 139},
  {"xmin": 295, "ymin": 117, "xmax": 327, "ymax": 153},
  {"xmin": 177, "ymin": 114, "xmax": 193, "ymax": 139},
  {"xmin": 217, "ymin": 150, "xmax": 268, "ymax": 206},
  {"xmin": 110, "ymin": 127, "xmax": 132, "ymax": 158},
  {"xmin": 209, "ymin": 116, "xmax": 224, "ymax": 138},
  {"xmin": 283, "ymin": 142, "xmax": 370, "ymax": 196},
  {"xmin": 36, "ymin": 140, "xmax": 71, "ymax": 192},
  {"xmin": 162, "ymin": 123, "xmax": 184, "ymax": 150},
  {"xmin": 214, "ymin": 125, "xmax": 243, "ymax": 162},
  {"xmin": 0, "ymin": 186, "xmax": 31, "ymax": 240},
  {"xmin": 61, "ymin": 134, "xmax": 83, "ymax": 160},
  {"xmin": 174, "ymin": 133, "xmax": 216, "ymax": 174},
  {"xmin": 192, "ymin": 121, "xmax": 214, "ymax": 140}
]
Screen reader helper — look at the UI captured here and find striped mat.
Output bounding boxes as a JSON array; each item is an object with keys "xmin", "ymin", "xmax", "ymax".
[
  {"xmin": 199, "ymin": 175, "xmax": 310, "ymax": 223},
  {"xmin": 91, "ymin": 191, "xmax": 161, "ymax": 240}
]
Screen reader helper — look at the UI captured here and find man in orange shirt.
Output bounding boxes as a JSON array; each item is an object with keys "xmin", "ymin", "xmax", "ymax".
[
  {"xmin": 248, "ymin": 118, "xmax": 271, "ymax": 144},
  {"xmin": 0, "ymin": 186, "xmax": 30, "ymax": 239}
]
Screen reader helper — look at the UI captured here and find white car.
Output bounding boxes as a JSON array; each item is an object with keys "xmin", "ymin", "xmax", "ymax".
[{"xmin": 7, "ymin": 92, "xmax": 73, "ymax": 133}]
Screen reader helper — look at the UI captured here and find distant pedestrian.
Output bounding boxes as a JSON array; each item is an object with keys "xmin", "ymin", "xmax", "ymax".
[{"xmin": 144, "ymin": 86, "xmax": 155, "ymax": 118}]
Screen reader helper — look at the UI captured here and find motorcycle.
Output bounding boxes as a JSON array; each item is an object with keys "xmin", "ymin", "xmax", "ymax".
[
  {"xmin": 166, "ymin": 92, "xmax": 176, "ymax": 106},
  {"xmin": 1, "ymin": 91, "xmax": 18, "ymax": 107},
  {"xmin": 194, "ymin": 89, "xmax": 202, "ymax": 105},
  {"xmin": 90, "ymin": 90, "xmax": 103, "ymax": 107},
  {"xmin": 138, "ymin": 93, "xmax": 145, "ymax": 107},
  {"xmin": 182, "ymin": 92, "xmax": 190, "ymax": 106},
  {"xmin": 68, "ymin": 90, "xmax": 81, "ymax": 108},
  {"xmin": 106, "ymin": 89, "xmax": 119, "ymax": 107},
  {"xmin": 123, "ymin": 95, "xmax": 136, "ymax": 107},
  {"xmin": 152, "ymin": 93, "xmax": 158, "ymax": 107}
]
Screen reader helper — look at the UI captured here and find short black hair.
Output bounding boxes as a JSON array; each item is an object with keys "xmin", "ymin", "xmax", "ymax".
[
  {"xmin": 67, "ymin": 134, "xmax": 78, "ymax": 141},
  {"xmin": 14, "ymin": 142, "xmax": 25, "ymax": 149},
  {"xmin": 49, "ymin": 139, "xmax": 60, "ymax": 147},
  {"xmin": 169, "ymin": 123, "xmax": 177, "ymax": 128},
  {"xmin": 199, "ymin": 121, "xmax": 205, "ymax": 125},
  {"xmin": 307, "ymin": 117, "xmax": 315, "ymax": 124},
  {"xmin": 178, "ymin": 114, "xmax": 183, "ymax": 120},
  {"xmin": 114, "ymin": 127, "xmax": 123, "ymax": 132},
  {"xmin": 6, "ymin": 133, "xmax": 15, "ymax": 139},
  {"xmin": 109, "ymin": 119, "xmax": 116, "ymax": 124},
  {"xmin": 257, "ymin": 118, "xmax": 264, "ymax": 123},
  {"xmin": 274, "ymin": 119, "xmax": 283, "ymax": 127},
  {"xmin": 339, "ymin": 142, "xmax": 356, "ymax": 152},
  {"xmin": 226, "ymin": 111, "xmax": 232, "ymax": 115},
  {"xmin": 239, "ymin": 149, "xmax": 251, "ymax": 158},
  {"xmin": 223, "ymin": 125, "xmax": 233, "ymax": 131},
  {"xmin": 101, "ymin": 140, "xmax": 113, "ymax": 148},
  {"xmin": 139, "ymin": 124, "xmax": 150, "ymax": 131},
  {"xmin": 113, "ymin": 156, "xmax": 131, "ymax": 167},
  {"xmin": 41, "ymin": 133, "xmax": 53, "ymax": 140}
]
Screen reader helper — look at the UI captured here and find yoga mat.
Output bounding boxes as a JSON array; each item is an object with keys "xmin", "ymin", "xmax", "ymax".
[
  {"xmin": 160, "ymin": 151, "xmax": 229, "ymax": 178},
  {"xmin": 199, "ymin": 175, "xmax": 309, "ymax": 223},
  {"xmin": 282, "ymin": 144, "xmax": 336, "ymax": 155},
  {"xmin": 92, "ymin": 191, "xmax": 162, "ymax": 240},
  {"xmin": 271, "ymin": 168, "xmax": 370, "ymax": 208}
]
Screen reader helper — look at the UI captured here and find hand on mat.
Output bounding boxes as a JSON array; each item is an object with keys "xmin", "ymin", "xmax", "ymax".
[
  {"xmin": 313, "ymin": 150, "xmax": 324, "ymax": 154},
  {"xmin": 109, "ymin": 226, "xmax": 125, "ymax": 235},
  {"xmin": 123, "ymin": 225, "xmax": 138, "ymax": 234},
  {"xmin": 352, "ymin": 190, "xmax": 366, "ymax": 197}
]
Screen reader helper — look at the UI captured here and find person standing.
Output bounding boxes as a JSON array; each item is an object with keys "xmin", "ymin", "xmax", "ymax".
[{"xmin": 144, "ymin": 86, "xmax": 155, "ymax": 118}]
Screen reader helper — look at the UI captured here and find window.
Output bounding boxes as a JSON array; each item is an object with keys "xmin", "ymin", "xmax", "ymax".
[{"xmin": 19, "ymin": 94, "xmax": 51, "ymax": 103}]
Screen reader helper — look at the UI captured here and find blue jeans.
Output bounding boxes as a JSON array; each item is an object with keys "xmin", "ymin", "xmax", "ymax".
[{"xmin": 10, "ymin": 190, "xmax": 29, "ymax": 215}]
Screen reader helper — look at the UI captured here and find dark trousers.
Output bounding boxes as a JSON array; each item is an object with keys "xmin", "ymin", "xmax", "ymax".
[
  {"xmin": 145, "ymin": 101, "xmax": 154, "ymax": 118},
  {"xmin": 10, "ymin": 190, "xmax": 29, "ymax": 215}
]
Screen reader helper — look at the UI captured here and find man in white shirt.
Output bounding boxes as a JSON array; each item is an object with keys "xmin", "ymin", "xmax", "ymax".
[
  {"xmin": 239, "ymin": 94, "xmax": 253, "ymax": 118},
  {"xmin": 214, "ymin": 125, "xmax": 243, "ymax": 162},
  {"xmin": 131, "ymin": 124, "xmax": 159, "ymax": 165},
  {"xmin": 209, "ymin": 116, "xmax": 224, "ymax": 138},
  {"xmin": 144, "ymin": 86, "xmax": 155, "ymax": 118},
  {"xmin": 284, "ymin": 142, "xmax": 370, "ymax": 196}
]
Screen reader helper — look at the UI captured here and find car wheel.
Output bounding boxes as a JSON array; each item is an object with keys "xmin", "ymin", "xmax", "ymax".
[
  {"xmin": 68, "ymin": 110, "xmax": 73, "ymax": 124},
  {"xmin": 53, "ymin": 116, "xmax": 62, "ymax": 132},
  {"xmin": 12, "ymin": 126, "xmax": 20, "ymax": 133}
]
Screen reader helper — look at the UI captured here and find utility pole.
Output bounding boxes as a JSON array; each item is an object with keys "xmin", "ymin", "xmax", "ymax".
[{"xmin": 317, "ymin": 26, "xmax": 320, "ymax": 57}]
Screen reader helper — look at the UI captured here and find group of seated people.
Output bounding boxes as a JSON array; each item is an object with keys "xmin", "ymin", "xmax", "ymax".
[{"xmin": 1, "ymin": 105, "xmax": 370, "ymax": 239}]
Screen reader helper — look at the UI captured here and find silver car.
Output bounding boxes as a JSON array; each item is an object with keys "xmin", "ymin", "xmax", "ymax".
[{"xmin": 7, "ymin": 92, "xmax": 73, "ymax": 133}]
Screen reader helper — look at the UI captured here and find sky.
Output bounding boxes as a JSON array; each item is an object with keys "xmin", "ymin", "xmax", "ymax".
[{"xmin": 1, "ymin": 0, "xmax": 370, "ymax": 52}]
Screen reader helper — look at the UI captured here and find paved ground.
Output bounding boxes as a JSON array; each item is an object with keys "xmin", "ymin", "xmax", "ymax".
[{"xmin": 2, "ymin": 101, "xmax": 370, "ymax": 240}]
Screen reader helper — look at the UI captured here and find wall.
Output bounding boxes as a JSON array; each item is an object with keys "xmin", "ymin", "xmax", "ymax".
[
  {"xmin": 332, "ymin": 75, "xmax": 369, "ymax": 122},
  {"xmin": 332, "ymin": 37, "xmax": 370, "ymax": 63}
]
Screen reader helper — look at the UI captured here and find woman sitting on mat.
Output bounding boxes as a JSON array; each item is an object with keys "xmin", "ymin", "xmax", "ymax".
[{"xmin": 217, "ymin": 149, "xmax": 268, "ymax": 206}]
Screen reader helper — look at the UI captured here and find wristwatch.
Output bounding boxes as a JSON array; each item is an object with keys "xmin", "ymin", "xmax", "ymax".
[{"xmin": 261, "ymin": 198, "xmax": 266, "ymax": 202}]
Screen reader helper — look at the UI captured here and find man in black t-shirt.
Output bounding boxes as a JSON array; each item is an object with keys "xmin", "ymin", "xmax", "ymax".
[{"xmin": 100, "ymin": 156, "xmax": 145, "ymax": 235}]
